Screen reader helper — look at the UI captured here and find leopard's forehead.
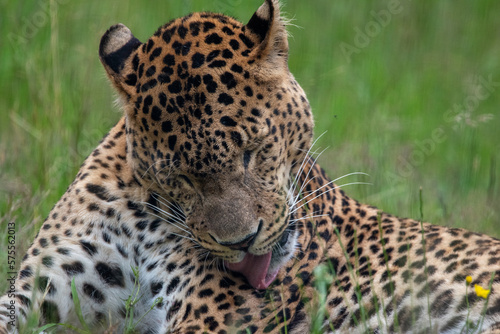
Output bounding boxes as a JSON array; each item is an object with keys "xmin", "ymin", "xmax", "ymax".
[
  {"xmin": 135, "ymin": 11, "xmax": 256, "ymax": 90},
  {"xmin": 151, "ymin": 12, "xmax": 246, "ymax": 45},
  {"xmin": 128, "ymin": 11, "xmax": 305, "ymax": 176}
]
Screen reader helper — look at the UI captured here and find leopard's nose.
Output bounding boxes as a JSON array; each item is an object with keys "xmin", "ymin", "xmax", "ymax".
[{"xmin": 212, "ymin": 231, "xmax": 258, "ymax": 252}]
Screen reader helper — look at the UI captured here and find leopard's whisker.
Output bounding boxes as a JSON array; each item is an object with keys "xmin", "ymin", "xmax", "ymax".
[
  {"xmin": 286, "ymin": 132, "xmax": 325, "ymax": 199},
  {"xmin": 141, "ymin": 159, "xmax": 175, "ymax": 193},
  {"xmin": 142, "ymin": 158, "xmax": 171, "ymax": 179},
  {"xmin": 147, "ymin": 199, "xmax": 187, "ymax": 226},
  {"xmin": 142, "ymin": 208, "xmax": 193, "ymax": 237},
  {"xmin": 164, "ymin": 231, "xmax": 197, "ymax": 243},
  {"xmin": 152, "ymin": 193, "xmax": 187, "ymax": 221},
  {"xmin": 142, "ymin": 202, "xmax": 189, "ymax": 228},
  {"xmin": 288, "ymin": 213, "xmax": 329, "ymax": 225},
  {"xmin": 292, "ymin": 172, "xmax": 369, "ymax": 210},
  {"xmin": 291, "ymin": 181, "xmax": 372, "ymax": 215},
  {"xmin": 287, "ymin": 134, "xmax": 327, "ymax": 202},
  {"xmin": 289, "ymin": 147, "xmax": 329, "ymax": 209}
]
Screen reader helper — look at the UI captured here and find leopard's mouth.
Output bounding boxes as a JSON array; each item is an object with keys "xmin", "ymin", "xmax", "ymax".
[{"xmin": 224, "ymin": 228, "xmax": 295, "ymax": 290}]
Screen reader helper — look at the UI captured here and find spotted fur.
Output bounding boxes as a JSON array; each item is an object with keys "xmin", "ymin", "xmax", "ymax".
[{"xmin": 1, "ymin": 1, "xmax": 500, "ymax": 333}]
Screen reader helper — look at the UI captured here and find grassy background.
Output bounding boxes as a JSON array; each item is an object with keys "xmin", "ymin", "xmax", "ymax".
[{"xmin": 1, "ymin": 0, "xmax": 499, "ymax": 295}]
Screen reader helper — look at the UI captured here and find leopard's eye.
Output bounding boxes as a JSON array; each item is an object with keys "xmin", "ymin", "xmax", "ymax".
[{"xmin": 243, "ymin": 150, "xmax": 252, "ymax": 169}]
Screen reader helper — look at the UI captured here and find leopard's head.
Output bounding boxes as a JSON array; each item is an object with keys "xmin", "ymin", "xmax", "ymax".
[{"xmin": 99, "ymin": 0, "xmax": 313, "ymax": 289}]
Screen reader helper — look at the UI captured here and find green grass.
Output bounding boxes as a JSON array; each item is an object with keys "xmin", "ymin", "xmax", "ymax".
[{"xmin": 0, "ymin": 0, "xmax": 499, "ymax": 301}]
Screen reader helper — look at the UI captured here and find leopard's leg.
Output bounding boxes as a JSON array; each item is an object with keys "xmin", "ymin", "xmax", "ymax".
[{"xmin": 0, "ymin": 238, "xmax": 137, "ymax": 333}]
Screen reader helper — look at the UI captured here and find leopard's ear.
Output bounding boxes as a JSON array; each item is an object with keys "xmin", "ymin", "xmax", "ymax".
[
  {"xmin": 245, "ymin": 0, "xmax": 288, "ymax": 75},
  {"xmin": 99, "ymin": 24, "xmax": 142, "ymax": 99}
]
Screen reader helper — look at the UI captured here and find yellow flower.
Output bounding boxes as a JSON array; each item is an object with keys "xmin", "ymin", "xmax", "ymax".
[
  {"xmin": 466, "ymin": 276, "xmax": 473, "ymax": 284},
  {"xmin": 474, "ymin": 284, "xmax": 490, "ymax": 299}
]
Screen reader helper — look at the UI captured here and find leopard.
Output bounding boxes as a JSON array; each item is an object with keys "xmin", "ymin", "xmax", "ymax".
[{"xmin": 1, "ymin": 0, "xmax": 500, "ymax": 333}]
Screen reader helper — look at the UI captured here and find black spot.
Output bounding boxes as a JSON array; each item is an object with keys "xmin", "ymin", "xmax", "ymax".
[
  {"xmin": 171, "ymin": 41, "xmax": 182, "ymax": 54},
  {"xmin": 56, "ymin": 248, "xmax": 70, "ymax": 255},
  {"xmin": 220, "ymin": 72, "xmax": 236, "ymax": 89},
  {"xmin": 231, "ymin": 131, "xmax": 243, "ymax": 147},
  {"xmin": 218, "ymin": 93, "xmax": 234, "ymax": 105},
  {"xmin": 135, "ymin": 220, "xmax": 148, "ymax": 230},
  {"xmin": 251, "ymin": 108, "xmax": 261, "ymax": 117},
  {"xmin": 62, "ymin": 261, "xmax": 85, "ymax": 276},
  {"xmin": 166, "ymin": 263, "xmax": 177, "ymax": 272},
  {"xmin": 244, "ymin": 86, "xmax": 253, "ymax": 97},
  {"xmin": 149, "ymin": 47, "xmax": 162, "ymax": 61},
  {"xmin": 167, "ymin": 276, "xmax": 180, "ymax": 294},
  {"xmin": 205, "ymin": 33, "xmax": 223, "ymax": 44},
  {"xmin": 85, "ymin": 183, "xmax": 118, "ymax": 202},
  {"xmin": 138, "ymin": 63, "xmax": 144, "ymax": 78},
  {"xmin": 88, "ymin": 203, "xmax": 99, "ymax": 211},
  {"xmin": 189, "ymin": 22, "xmax": 201, "ymax": 36},
  {"xmin": 172, "ymin": 41, "xmax": 191, "ymax": 56},
  {"xmin": 41, "ymin": 300, "xmax": 60, "ymax": 323},
  {"xmin": 149, "ymin": 219, "xmax": 161, "ymax": 232},
  {"xmin": 239, "ymin": 33, "xmax": 255, "ymax": 48},
  {"xmin": 182, "ymin": 303, "xmax": 193, "ymax": 322},
  {"xmin": 105, "ymin": 208, "xmax": 116, "ymax": 218},
  {"xmin": 206, "ymin": 50, "xmax": 220, "ymax": 62},
  {"xmin": 219, "ymin": 277, "xmax": 236, "ymax": 289},
  {"xmin": 159, "ymin": 92, "xmax": 167, "ymax": 107},
  {"xmin": 178, "ymin": 25, "xmax": 188, "ymax": 39},
  {"xmin": 203, "ymin": 22, "xmax": 216, "ymax": 32},
  {"xmin": 231, "ymin": 64, "xmax": 243, "ymax": 73},
  {"xmin": 229, "ymin": 39, "xmax": 240, "ymax": 50},
  {"xmin": 80, "ymin": 240, "xmax": 98, "ymax": 256},
  {"xmin": 83, "ymin": 283, "xmax": 105, "ymax": 303},
  {"xmin": 198, "ymin": 288, "xmax": 214, "ymax": 298},
  {"xmin": 102, "ymin": 232, "xmax": 111, "ymax": 244},
  {"xmin": 163, "ymin": 54, "xmax": 175, "ymax": 66},
  {"xmin": 168, "ymin": 80, "xmax": 182, "ymax": 94},
  {"xmin": 151, "ymin": 106, "xmax": 162, "ymax": 121},
  {"xmin": 394, "ymin": 255, "xmax": 407, "ymax": 268},
  {"xmin": 143, "ymin": 95, "xmax": 153, "ymax": 114},
  {"xmin": 442, "ymin": 315, "xmax": 463, "ymax": 332},
  {"xmin": 42, "ymin": 256, "xmax": 54, "ymax": 267},
  {"xmin": 95, "ymin": 262, "xmax": 125, "ymax": 287},
  {"xmin": 141, "ymin": 118, "xmax": 149, "ymax": 131},
  {"xmin": 141, "ymin": 79, "xmax": 157, "ymax": 92},
  {"xmin": 19, "ymin": 266, "xmax": 33, "ymax": 279},
  {"xmin": 37, "ymin": 276, "xmax": 56, "ymax": 295},
  {"xmin": 203, "ymin": 74, "xmax": 217, "ymax": 93},
  {"xmin": 168, "ymin": 135, "xmax": 177, "ymax": 150},
  {"xmin": 222, "ymin": 49, "xmax": 233, "ymax": 59},
  {"xmin": 125, "ymin": 73, "xmax": 137, "ymax": 86},
  {"xmin": 146, "ymin": 39, "xmax": 155, "ymax": 53},
  {"xmin": 431, "ymin": 290, "xmax": 453, "ymax": 317},
  {"xmin": 192, "ymin": 52, "xmax": 205, "ymax": 69},
  {"xmin": 17, "ymin": 294, "xmax": 31, "ymax": 307},
  {"xmin": 220, "ymin": 116, "xmax": 237, "ymax": 127},
  {"xmin": 162, "ymin": 121, "xmax": 173, "ymax": 133},
  {"xmin": 208, "ymin": 60, "xmax": 226, "ymax": 68},
  {"xmin": 39, "ymin": 238, "xmax": 48, "ymax": 248},
  {"xmin": 167, "ymin": 300, "xmax": 183, "ymax": 320},
  {"xmin": 233, "ymin": 295, "xmax": 246, "ymax": 306},
  {"xmin": 222, "ymin": 26, "xmax": 235, "ymax": 35},
  {"xmin": 151, "ymin": 281, "xmax": 163, "ymax": 295}
]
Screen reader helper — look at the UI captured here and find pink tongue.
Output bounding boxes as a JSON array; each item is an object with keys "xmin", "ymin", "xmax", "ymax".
[{"xmin": 225, "ymin": 251, "xmax": 278, "ymax": 290}]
